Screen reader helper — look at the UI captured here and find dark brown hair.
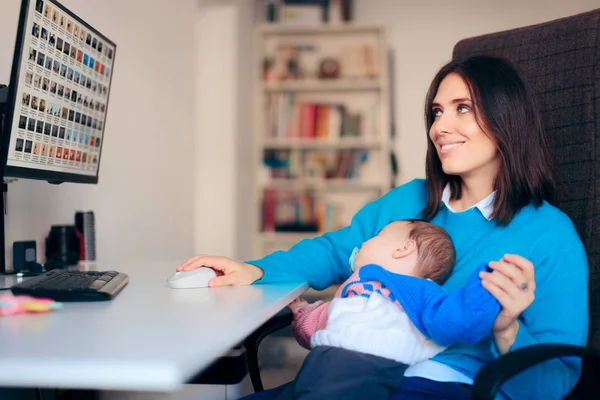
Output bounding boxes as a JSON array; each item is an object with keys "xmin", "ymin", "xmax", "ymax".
[
  {"xmin": 406, "ymin": 219, "xmax": 455, "ymax": 284},
  {"xmin": 422, "ymin": 55, "xmax": 557, "ymax": 225}
]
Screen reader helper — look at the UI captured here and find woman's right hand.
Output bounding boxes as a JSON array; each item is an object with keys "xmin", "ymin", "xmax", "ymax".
[{"xmin": 177, "ymin": 255, "xmax": 264, "ymax": 287}]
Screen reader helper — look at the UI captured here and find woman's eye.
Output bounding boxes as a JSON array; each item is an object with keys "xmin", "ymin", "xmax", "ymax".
[
  {"xmin": 432, "ymin": 109, "xmax": 442, "ymax": 117},
  {"xmin": 458, "ymin": 105, "xmax": 470, "ymax": 114}
]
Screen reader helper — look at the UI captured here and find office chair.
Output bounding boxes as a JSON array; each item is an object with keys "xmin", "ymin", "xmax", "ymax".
[
  {"xmin": 453, "ymin": 8, "xmax": 600, "ymax": 399},
  {"xmin": 240, "ymin": 8, "xmax": 600, "ymax": 399}
]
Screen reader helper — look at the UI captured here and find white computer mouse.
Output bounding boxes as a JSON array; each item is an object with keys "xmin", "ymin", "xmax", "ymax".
[{"xmin": 167, "ymin": 268, "xmax": 217, "ymax": 289}]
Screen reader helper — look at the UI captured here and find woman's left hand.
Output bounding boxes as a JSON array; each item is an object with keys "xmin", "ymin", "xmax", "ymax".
[{"xmin": 480, "ymin": 254, "xmax": 536, "ymax": 334}]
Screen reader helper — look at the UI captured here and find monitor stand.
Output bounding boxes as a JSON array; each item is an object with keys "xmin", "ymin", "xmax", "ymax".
[{"xmin": 0, "ymin": 84, "xmax": 65, "ymax": 274}]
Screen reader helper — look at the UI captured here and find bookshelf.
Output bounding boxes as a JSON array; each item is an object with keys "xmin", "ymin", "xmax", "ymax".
[{"xmin": 253, "ymin": 24, "xmax": 392, "ymax": 257}]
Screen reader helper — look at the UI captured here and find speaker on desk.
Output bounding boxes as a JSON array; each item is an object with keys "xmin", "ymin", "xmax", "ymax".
[
  {"xmin": 13, "ymin": 240, "xmax": 37, "ymax": 272},
  {"xmin": 45, "ymin": 225, "xmax": 80, "ymax": 267}
]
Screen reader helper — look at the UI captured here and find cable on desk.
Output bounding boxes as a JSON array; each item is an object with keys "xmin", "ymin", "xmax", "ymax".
[{"xmin": 35, "ymin": 388, "xmax": 43, "ymax": 400}]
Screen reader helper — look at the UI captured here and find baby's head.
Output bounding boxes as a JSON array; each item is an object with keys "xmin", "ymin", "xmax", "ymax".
[{"xmin": 352, "ymin": 220, "xmax": 455, "ymax": 284}]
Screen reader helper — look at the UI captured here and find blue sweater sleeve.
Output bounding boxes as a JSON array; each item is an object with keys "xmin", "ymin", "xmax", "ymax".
[
  {"xmin": 490, "ymin": 239, "xmax": 589, "ymax": 400},
  {"xmin": 245, "ymin": 179, "xmax": 424, "ymax": 290},
  {"xmin": 360, "ymin": 264, "xmax": 501, "ymax": 347},
  {"xmin": 417, "ymin": 264, "xmax": 501, "ymax": 347},
  {"xmin": 245, "ymin": 196, "xmax": 380, "ymax": 290}
]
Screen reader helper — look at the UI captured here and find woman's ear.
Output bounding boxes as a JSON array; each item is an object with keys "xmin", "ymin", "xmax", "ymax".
[{"xmin": 392, "ymin": 239, "xmax": 417, "ymax": 259}]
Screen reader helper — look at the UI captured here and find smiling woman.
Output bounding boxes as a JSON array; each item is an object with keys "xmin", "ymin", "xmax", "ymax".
[
  {"xmin": 182, "ymin": 55, "xmax": 589, "ymax": 400},
  {"xmin": 422, "ymin": 56, "xmax": 556, "ymax": 225},
  {"xmin": 429, "ymin": 76, "xmax": 499, "ymax": 186}
]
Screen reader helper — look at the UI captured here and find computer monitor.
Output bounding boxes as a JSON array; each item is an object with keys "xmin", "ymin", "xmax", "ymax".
[
  {"xmin": 0, "ymin": 0, "xmax": 116, "ymax": 274},
  {"xmin": 1, "ymin": 0, "xmax": 116, "ymax": 184}
]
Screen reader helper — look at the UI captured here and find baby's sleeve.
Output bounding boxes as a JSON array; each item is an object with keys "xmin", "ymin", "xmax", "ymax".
[{"xmin": 291, "ymin": 301, "xmax": 329, "ymax": 350}]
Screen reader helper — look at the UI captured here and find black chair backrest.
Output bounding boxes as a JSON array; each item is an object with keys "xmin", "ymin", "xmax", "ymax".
[{"xmin": 452, "ymin": 9, "xmax": 600, "ymax": 349}]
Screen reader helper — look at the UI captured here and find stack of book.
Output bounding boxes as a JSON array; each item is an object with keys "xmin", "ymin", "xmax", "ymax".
[
  {"xmin": 262, "ymin": 190, "xmax": 344, "ymax": 233},
  {"xmin": 263, "ymin": 148, "xmax": 368, "ymax": 179},
  {"xmin": 267, "ymin": 93, "xmax": 368, "ymax": 140}
]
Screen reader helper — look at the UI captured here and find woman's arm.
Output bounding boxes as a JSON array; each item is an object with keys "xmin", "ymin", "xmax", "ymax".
[
  {"xmin": 246, "ymin": 202, "xmax": 380, "ymax": 290},
  {"xmin": 485, "ymin": 241, "xmax": 589, "ymax": 400},
  {"xmin": 247, "ymin": 180, "xmax": 427, "ymax": 290},
  {"xmin": 246, "ymin": 183, "xmax": 424, "ymax": 290},
  {"xmin": 492, "ymin": 319, "xmax": 519, "ymax": 355},
  {"xmin": 177, "ymin": 179, "xmax": 425, "ymax": 289},
  {"xmin": 178, "ymin": 197, "xmax": 381, "ymax": 289}
]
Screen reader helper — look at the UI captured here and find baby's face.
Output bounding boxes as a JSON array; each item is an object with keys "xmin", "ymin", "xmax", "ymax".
[{"xmin": 353, "ymin": 221, "xmax": 418, "ymax": 276}]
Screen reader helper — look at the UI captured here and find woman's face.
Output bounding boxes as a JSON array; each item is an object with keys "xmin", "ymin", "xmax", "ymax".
[{"xmin": 429, "ymin": 73, "xmax": 500, "ymax": 182}]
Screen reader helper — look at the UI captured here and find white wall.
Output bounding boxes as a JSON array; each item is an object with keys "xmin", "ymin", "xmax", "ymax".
[
  {"xmin": 0, "ymin": 0, "xmax": 197, "ymax": 271},
  {"xmin": 194, "ymin": 1, "xmax": 239, "ymax": 259},
  {"xmin": 194, "ymin": 0, "xmax": 256, "ymax": 261},
  {"xmin": 354, "ymin": 0, "xmax": 600, "ymax": 185}
]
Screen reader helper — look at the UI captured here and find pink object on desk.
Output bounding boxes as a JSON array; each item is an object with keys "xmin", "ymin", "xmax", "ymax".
[{"xmin": 0, "ymin": 295, "xmax": 62, "ymax": 316}]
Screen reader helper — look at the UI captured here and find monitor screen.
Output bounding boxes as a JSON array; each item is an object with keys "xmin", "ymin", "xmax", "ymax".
[{"xmin": 2, "ymin": 0, "xmax": 116, "ymax": 184}]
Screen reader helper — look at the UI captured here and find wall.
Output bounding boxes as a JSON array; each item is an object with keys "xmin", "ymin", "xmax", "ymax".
[
  {"xmin": 194, "ymin": 0, "xmax": 256, "ymax": 261},
  {"xmin": 354, "ymin": 0, "xmax": 600, "ymax": 185},
  {"xmin": 0, "ymin": 0, "xmax": 196, "ymax": 271},
  {"xmin": 0, "ymin": 1, "xmax": 200, "ymax": 399}
]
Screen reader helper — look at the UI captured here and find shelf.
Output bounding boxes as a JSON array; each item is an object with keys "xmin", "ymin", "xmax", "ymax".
[
  {"xmin": 263, "ymin": 178, "xmax": 382, "ymax": 193},
  {"xmin": 258, "ymin": 24, "xmax": 383, "ymax": 36},
  {"xmin": 254, "ymin": 23, "xmax": 391, "ymax": 259},
  {"xmin": 262, "ymin": 79, "xmax": 382, "ymax": 92},
  {"xmin": 263, "ymin": 138, "xmax": 380, "ymax": 150},
  {"xmin": 261, "ymin": 232, "xmax": 320, "ymax": 244}
]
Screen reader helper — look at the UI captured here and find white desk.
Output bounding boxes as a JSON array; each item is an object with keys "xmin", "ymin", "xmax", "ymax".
[{"xmin": 0, "ymin": 261, "xmax": 308, "ymax": 391}]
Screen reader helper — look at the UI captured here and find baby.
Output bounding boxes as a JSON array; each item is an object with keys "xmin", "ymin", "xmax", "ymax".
[{"xmin": 276, "ymin": 220, "xmax": 501, "ymax": 399}]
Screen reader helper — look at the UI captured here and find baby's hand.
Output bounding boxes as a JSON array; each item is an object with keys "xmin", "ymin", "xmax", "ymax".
[{"xmin": 288, "ymin": 297, "xmax": 309, "ymax": 314}]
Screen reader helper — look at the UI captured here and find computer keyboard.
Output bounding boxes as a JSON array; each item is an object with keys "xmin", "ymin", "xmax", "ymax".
[{"xmin": 10, "ymin": 269, "xmax": 129, "ymax": 301}]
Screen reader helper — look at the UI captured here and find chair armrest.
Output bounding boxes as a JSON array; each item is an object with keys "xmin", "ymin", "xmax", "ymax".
[
  {"xmin": 472, "ymin": 343, "xmax": 600, "ymax": 400},
  {"xmin": 244, "ymin": 309, "xmax": 294, "ymax": 392}
]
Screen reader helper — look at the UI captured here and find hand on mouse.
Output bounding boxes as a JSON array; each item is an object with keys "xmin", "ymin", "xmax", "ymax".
[{"xmin": 177, "ymin": 255, "xmax": 264, "ymax": 287}]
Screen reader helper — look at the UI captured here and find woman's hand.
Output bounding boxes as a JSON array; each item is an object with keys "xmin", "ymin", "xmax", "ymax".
[
  {"xmin": 177, "ymin": 255, "xmax": 264, "ymax": 287},
  {"xmin": 480, "ymin": 254, "xmax": 536, "ymax": 353}
]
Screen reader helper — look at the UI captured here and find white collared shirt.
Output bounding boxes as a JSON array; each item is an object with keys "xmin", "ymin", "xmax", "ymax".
[
  {"xmin": 404, "ymin": 184, "xmax": 496, "ymax": 384},
  {"xmin": 441, "ymin": 183, "xmax": 495, "ymax": 221}
]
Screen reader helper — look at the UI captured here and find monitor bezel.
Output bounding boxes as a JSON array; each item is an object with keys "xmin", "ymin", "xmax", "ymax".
[{"xmin": 2, "ymin": 0, "xmax": 117, "ymax": 184}]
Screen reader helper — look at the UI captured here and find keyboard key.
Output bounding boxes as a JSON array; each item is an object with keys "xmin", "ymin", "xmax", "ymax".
[{"xmin": 88, "ymin": 280, "xmax": 106, "ymax": 290}]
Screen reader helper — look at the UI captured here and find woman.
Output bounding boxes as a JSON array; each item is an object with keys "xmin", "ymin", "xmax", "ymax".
[{"xmin": 179, "ymin": 56, "xmax": 588, "ymax": 400}]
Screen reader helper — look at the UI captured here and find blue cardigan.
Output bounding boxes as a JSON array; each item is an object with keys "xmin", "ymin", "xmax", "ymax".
[{"xmin": 248, "ymin": 179, "xmax": 589, "ymax": 400}]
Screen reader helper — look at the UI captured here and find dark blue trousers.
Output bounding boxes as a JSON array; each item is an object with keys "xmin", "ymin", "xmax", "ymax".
[
  {"xmin": 241, "ymin": 377, "xmax": 472, "ymax": 400},
  {"xmin": 240, "ymin": 346, "xmax": 472, "ymax": 399},
  {"xmin": 272, "ymin": 346, "xmax": 407, "ymax": 399}
]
